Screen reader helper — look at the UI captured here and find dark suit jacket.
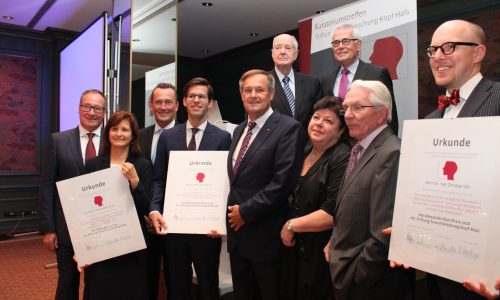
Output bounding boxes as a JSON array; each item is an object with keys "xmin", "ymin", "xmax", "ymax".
[
  {"xmin": 426, "ymin": 77, "xmax": 500, "ymax": 119},
  {"xmin": 138, "ymin": 121, "xmax": 178, "ymax": 161},
  {"xmin": 329, "ymin": 127, "xmax": 402, "ymax": 300},
  {"xmin": 320, "ymin": 60, "xmax": 399, "ymax": 134},
  {"xmin": 150, "ymin": 122, "xmax": 232, "ymax": 213},
  {"xmin": 40, "ymin": 127, "xmax": 86, "ymax": 246},
  {"xmin": 271, "ymin": 69, "xmax": 321, "ymax": 129},
  {"xmin": 226, "ymin": 111, "xmax": 306, "ymax": 262}
]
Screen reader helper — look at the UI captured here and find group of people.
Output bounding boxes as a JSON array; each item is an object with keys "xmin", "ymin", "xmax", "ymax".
[{"xmin": 39, "ymin": 19, "xmax": 499, "ymax": 300}]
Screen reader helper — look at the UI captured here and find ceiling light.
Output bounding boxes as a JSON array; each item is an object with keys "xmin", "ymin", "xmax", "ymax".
[
  {"xmin": 201, "ymin": 2, "xmax": 213, "ymax": 7},
  {"xmin": 3, "ymin": 16, "xmax": 14, "ymax": 20},
  {"xmin": 316, "ymin": 10, "xmax": 325, "ymax": 14},
  {"xmin": 249, "ymin": 33, "xmax": 259, "ymax": 37},
  {"xmin": 202, "ymin": 49, "xmax": 210, "ymax": 53}
]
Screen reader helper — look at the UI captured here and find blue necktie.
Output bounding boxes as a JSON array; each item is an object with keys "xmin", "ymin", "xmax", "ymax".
[{"xmin": 282, "ymin": 75, "xmax": 295, "ymax": 117}]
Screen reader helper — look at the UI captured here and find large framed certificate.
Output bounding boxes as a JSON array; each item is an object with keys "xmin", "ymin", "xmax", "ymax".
[
  {"xmin": 389, "ymin": 117, "xmax": 500, "ymax": 291},
  {"xmin": 56, "ymin": 167, "xmax": 146, "ymax": 267},
  {"xmin": 163, "ymin": 151, "xmax": 229, "ymax": 234}
]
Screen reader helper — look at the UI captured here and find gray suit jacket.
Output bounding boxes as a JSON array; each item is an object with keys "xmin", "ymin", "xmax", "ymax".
[
  {"xmin": 426, "ymin": 77, "xmax": 500, "ymax": 119},
  {"xmin": 271, "ymin": 69, "xmax": 321, "ymax": 129},
  {"xmin": 329, "ymin": 127, "xmax": 401, "ymax": 300},
  {"xmin": 320, "ymin": 60, "xmax": 399, "ymax": 134}
]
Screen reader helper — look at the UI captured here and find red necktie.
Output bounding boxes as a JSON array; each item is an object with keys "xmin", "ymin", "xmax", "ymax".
[
  {"xmin": 233, "ymin": 121, "xmax": 257, "ymax": 174},
  {"xmin": 187, "ymin": 128, "xmax": 199, "ymax": 151},
  {"xmin": 338, "ymin": 68, "xmax": 349, "ymax": 101},
  {"xmin": 437, "ymin": 89, "xmax": 460, "ymax": 110},
  {"xmin": 85, "ymin": 133, "xmax": 96, "ymax": 161}
]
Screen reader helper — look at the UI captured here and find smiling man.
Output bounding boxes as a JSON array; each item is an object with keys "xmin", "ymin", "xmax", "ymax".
[
  {"xmin": 270, "ymin": 33, "xmax": 321, "ymax": 129},
  {"xmin": 320, "ymin": 24, "xmax": 399, "ymax": 135}
]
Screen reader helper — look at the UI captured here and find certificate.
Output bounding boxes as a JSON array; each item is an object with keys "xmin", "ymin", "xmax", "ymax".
[
  {"xmin": 389, "ymin": 117, "xmax": 500, "ymax": 291},
  {"xmin": 163, "ymin": 151, "xmax": 229, "ymax": 234},
  {"xmin": 56, "ymin": 167, "xmax": 146, "ymax": 267}
]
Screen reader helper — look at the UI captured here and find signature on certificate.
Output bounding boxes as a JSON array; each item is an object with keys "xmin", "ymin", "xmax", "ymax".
[{"xmin": 406, "ymin": 231, "xmax": 479, "ymax": 260}]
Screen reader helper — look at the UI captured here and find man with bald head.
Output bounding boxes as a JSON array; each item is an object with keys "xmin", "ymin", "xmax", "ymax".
[
  {"xmin": 423, "ymin": 19, "xmax": 500, "ymax": 300},
  {"xmin": 270, "ymin": 33, "xmax": 321, "ymax": 129}
]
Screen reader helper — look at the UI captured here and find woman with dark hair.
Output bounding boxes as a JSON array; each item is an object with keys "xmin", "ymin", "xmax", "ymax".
[
  {"xmin": 280, "ymin": 96, "xmax": 350, "ymax": 300},
  {"xmin": 83, "ymin": 111, "xmax": 152, "ymax": 300}
]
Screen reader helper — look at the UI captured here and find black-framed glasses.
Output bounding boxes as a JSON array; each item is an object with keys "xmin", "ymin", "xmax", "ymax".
[
  {"xmin": 80, "ymin": 104, "xmax": 105, "ymax": 114},
  {"xmin": 424, "ymin": 42, "xmax": 478, "ymax": 58},
  {"xmin": 340, "ymin": 104, "xmax": 375, "ymax": 115},
  {"xmin": 332, "ymin": 38, "xmax": 359, "ymax": 48},
  {"xmin": 186, "ymin": 93, "xmax": 208, "ymax": 101}
]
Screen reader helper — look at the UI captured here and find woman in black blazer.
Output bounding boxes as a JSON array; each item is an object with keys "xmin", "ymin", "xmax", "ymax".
[
  {"xmin": 83, "ymin": 111, "xmax": 152, "ymax": 300},
  {"xmin": 280, "ymin": 97, "xmax": 350, "ymax": 300}
]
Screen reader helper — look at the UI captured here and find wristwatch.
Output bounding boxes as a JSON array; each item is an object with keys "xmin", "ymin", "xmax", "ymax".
[{"xmin": 286, "ymin": 220, "xmax": 294, "ymax": 232}]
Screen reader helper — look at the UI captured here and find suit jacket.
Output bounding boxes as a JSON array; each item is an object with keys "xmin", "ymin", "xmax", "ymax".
[
  {"xmin": 138, "ymin": 121, "xmax": 177, "ymax": 161},
  {"xmin": 40, "ymin": 127, "xmax": 86, "ymax": 246},
  {"xmin": 320, "ymin": 60, "xmax": 399, "ymax": 134},
  {"xmin": 226, "ymin": 111, "xmax": 306, "ymax": 262},
  {"xmin": 271, "ymin": 69, "xmax": 321, "ymax": 129},
  {"xmin": 150, "ymin": 122, "xmax": 231, "ymax": 213},
  {"xmin": 329, "ymin": 127, "xmax": 401, "ymax": 300},
  {"xmin": 426, "ymin": 77, "xmax": 500, "ymax": 119}
]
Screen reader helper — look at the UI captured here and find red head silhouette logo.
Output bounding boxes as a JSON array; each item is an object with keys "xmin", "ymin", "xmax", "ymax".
[
  {"xmin": 94, "ymin": 196, "xmax": 103, "ymax": 207},
  {"xmin": 442, "ymin": 161, "xmax": 458, "ymax": 180},
  {"xmin": 196, "ymin": 172, "xmax": 205, "ymax": 183},
  {"xmin": 369, "ymin": 36, "xmax": 403, "ymax": 80}
]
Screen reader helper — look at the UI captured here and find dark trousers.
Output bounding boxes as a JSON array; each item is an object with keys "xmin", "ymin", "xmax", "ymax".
[
  {"xmin": 229, "ymin": 248, "xmax": 281, "ymax": 300},
  {"xmin": 55, "ymin": 243, "xmax": 80, "ymax": 300},
  {"xmin": 427, "ymin": 274, "xmax": 484, "ymax": 300},
  {"xmin": 145, "ymin": 232, "xmax": 167, "ymax": 300},
  {"xmin": 164, "ymin": 234, "xmax": 221, "ymax": 300},
  {"xmin": 339, "ymin": 268, "xmax": 410, "ymax": 300}
]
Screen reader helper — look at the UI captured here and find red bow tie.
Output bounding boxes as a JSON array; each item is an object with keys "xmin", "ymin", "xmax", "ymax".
[{"xmin": 437, "ymin": 89, "xmax": 460, "ymax": 110}]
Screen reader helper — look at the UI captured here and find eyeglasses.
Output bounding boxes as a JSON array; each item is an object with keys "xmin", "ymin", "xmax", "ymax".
[
  {"xmin": 424, "ymin": 42, "xmax": 478, "ymax": 58},
  {"xmin": 331, "ymin": 38, "xmax": 359, "ymax": 48},
  {"xmin": 340, "ymin": 104, "xmax": 375, "ymax": 115},
  {"xmin": 186, "ymin": 94, "xmax": 208, "ymax": 101},
  {"xmin": 80, "ymin": 104, "xmax": 105, "ymax": 114},
  {"xmin": 152, "ymin": 99, "xmax": 176, "ymax": 106}
]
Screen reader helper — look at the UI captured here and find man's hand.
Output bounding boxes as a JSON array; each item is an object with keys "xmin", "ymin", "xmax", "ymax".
[
  {"xmin": 207, "ymin": 230, "xmax": 222, "ymax": 239},
  {"xmin": 228, "ymin": 205, "xmax": 245, "ymax": 231},
  {"xmin": 324, "ymin": 240, "xmax": 331, "ymax": 262},
  {"xmin": 463, "ymin": 279, "xmax": 500, "ymax": 300},
  {"xmin": 280, "ymin": 221, "xmax": 295, "ymax": 247},
  {"xmin": 382, "ymin": 227, "xmax": 411, "ymax": 269},
  {"xmin": 149, "ymin": 211, "xmax": 167, "ymax": 235},
  {"xmin": 42, "ymin": 233, "xmax": 58, "ymax": 250}
]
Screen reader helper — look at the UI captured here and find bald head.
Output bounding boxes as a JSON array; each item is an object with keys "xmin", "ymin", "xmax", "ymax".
[{"xmin": 433, "ymin": 20, "xmax": 485, "ymax": 45}]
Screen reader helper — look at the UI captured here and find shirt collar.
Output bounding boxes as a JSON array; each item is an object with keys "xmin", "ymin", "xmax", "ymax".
[
  {"xmin": 344, "ymin": 59, "xmax": 360, "ymax": 74},
  {"xmin": 186, "ymin": 119, "xmax": 208, "ymax": 131},
  {"xmin": 447, "ymin": 72, "xmax": 483, "ymax": 102},
  {"xmin": 358, "ymin": 124, "xmax": 388, "ymax": 152},
  {"xmin": 79, "ymin": 124, "xmax": 101, "ymax": 137},
  {"xmin": 249, "ymin": 107, "xmax": 273, "ymax": 129},
  {"xmin": 275, "ymin": 68, "xmax": 295, "ymax": 83},
  {"xmin": 154, "ymin": 120, "xmax": 175, "ymax": 133}
]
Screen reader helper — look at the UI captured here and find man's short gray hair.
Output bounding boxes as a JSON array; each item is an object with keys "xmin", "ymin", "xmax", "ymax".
[
  {"xmin": 272, "ymin": 33, "xmax": 298, "ymax": 50},
  {"xmin": 351, "ymin": 80, "xmax": 392, "ymax": 123},
  {"xmin": 332, "ymin": 24, "xmax": 362, "ymax": 40}
]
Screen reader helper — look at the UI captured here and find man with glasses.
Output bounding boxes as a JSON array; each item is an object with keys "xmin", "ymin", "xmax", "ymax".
[
  {"xmin": 149, "ymin": 78, "xmax": 231, "ymax": 300},
  {"xmin": 138, "ymin": 82, "xmax": 179, "ymax": 300},
  {"xmin": 320, "ymin": 24, "xmax": 399, "ymax": 135},
  {"xmin": 270, "ymin": 33, "xmax": 321, "ymax": 129},
  {"xmin": 326, "ymin": 80, "xmax": 409, "ymax": 300},
  {"xmin": 40, "ymin": 89, "xmax": 106, "ymax": 300}
]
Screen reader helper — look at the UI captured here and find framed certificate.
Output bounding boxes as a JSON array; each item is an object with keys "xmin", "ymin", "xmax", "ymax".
[
  {"xmin": 162, "ymin": 151, "xmax": 229, "ymax": 234},
  {"xmin": 389, "ymin": 117, "xmax": 500, "ymax": 291},
  {"xmin": 56, "ymin": 167, "xmax": 146, "ymax": 267}
]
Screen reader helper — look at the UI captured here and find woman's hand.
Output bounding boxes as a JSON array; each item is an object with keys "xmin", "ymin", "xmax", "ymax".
[
  {"xmin": 280, "ymin": 221, "xmax": 296, "ymax": 247},
  {"xmin": 122, "ymin": 162, "xmax": 140, "ymax": 189}
]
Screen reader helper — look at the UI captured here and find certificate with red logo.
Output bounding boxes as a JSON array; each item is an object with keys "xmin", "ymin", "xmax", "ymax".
[
  {"xmin": 162, "ymin": 151, "xmax": 229, "ymax": 234},
  {"xmin": 389, "ymin": 117, "xmax": 500, "ymax": 291},
  {"xmin": 56, "ymin": 167, "xmax": 146, "ymax": 267}
]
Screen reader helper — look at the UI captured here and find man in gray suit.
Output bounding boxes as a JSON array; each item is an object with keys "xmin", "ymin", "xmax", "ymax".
[
  {"xmin": 40, "ymin": 89, "xmax": 106, "ymax": 299},
  {"xmin": 270, "ymin": 33, "xmax": 321, "ymax": 129},
  {"xmin": 424, "ymin": 19, "xmax": 500, "ymax": 300},
  {"xmin": 320, "ymin": 24, "xmax": 399, "ymax": 134},
  {"xmin": 327, "ymin": 80, "xmax": 409, "ymax": 300}
]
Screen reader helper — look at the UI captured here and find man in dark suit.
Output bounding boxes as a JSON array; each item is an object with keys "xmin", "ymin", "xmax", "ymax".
[
  {"xmin": 149, "ymin": 78, "xmax": 231, "ymax": 300},
  {"xmin": 328, "ymin": 80, "xmax": 409, "ymax": 300},
  {"xmin": 227, "ymin": 69, "xmax": 306, "ymax": 300},
  {"xmin": 40, "ymin": 89, "xmax": 106, "ymax": 300},
  {"xmin": 270, "ymin": 33, "xmax": 321, "ymax": 129},
  {"xmin": 320, "ymin": 24, "xmax": 399, "ymax": 134},
  {"xmin": 424, "ymin": 20, "xmax": 500, "ymax": 300},
  {"xmin": 138, "ymin": 82, "xmax": 178, "ymax": 300}
]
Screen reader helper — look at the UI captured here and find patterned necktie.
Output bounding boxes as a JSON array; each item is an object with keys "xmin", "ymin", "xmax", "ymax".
[
  {"xmin": 437, "ymin": 89, "xmax": 460, "ymax": 110},
  {"xmin": 282, "ymin": 75, "xmax": 295, "ymax": 117},
  {"xmin": 187, "ymin": 128, "xmax": 199, "ymax": 151},
  {"xmin": 85, "ymin": 133, "xmax": 96, "ymax": 161},
  {"xmin": 344, "ymin": 143, "xmax": 363, "ymax": 179},
  {"xmin": 233, "ymin": 121, "xmax": 257, "ymax": 174},
  {"xmin": 338, "ymin": 68, "xmax": 349, "ymax": 101}
]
